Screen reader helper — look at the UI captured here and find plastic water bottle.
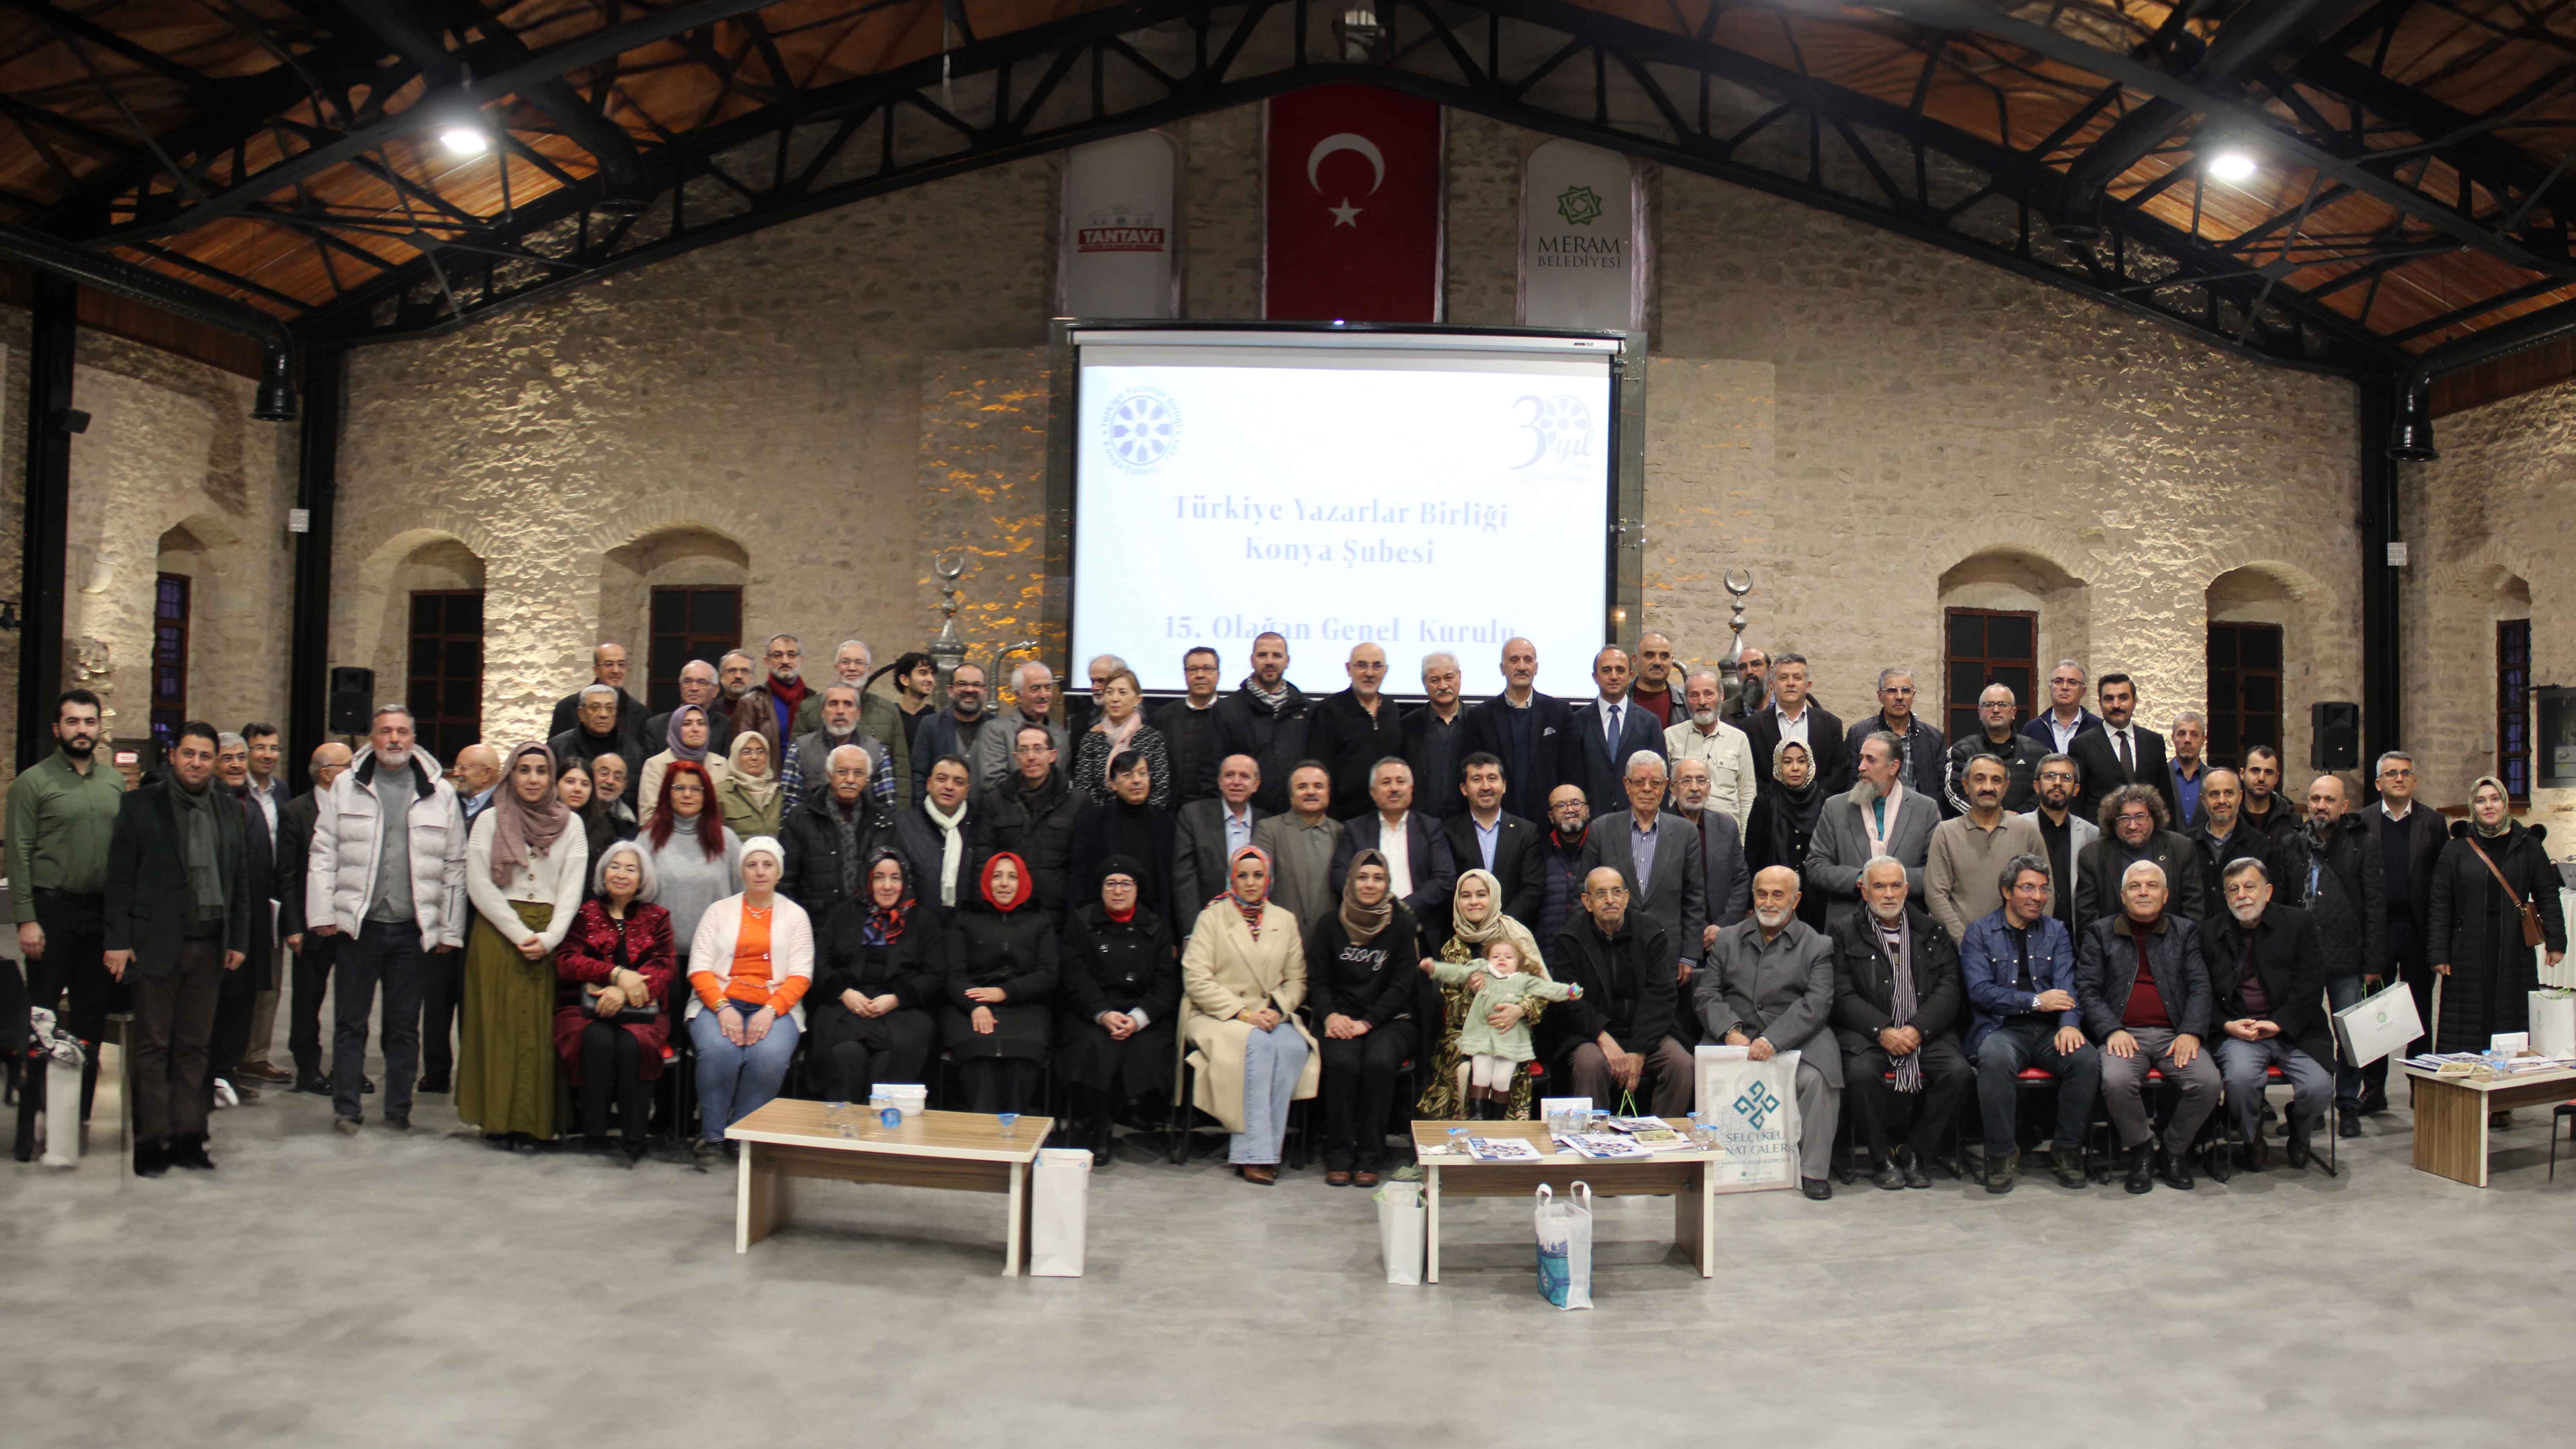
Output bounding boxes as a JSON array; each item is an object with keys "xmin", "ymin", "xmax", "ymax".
[
  {"xmin": 823, "ymin": 1096, "xmax": 851, "ymax": 1138},
  {"xmin": 997, "ymin": 1112, "xmax": 1020, "ymax": 1137},
  {"xmin": 1446, "ymin": 1126, "xmax": 1468, "ymax": 1156}
]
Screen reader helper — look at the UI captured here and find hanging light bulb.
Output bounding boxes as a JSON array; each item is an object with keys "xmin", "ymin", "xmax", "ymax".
[
  {"xmin": 440, "ymin": 124, "xmax": 490, "ymax": 157},
  {"xmin": 2206, "ymin": 149, "xmax": 2257, "ymax": 183}
]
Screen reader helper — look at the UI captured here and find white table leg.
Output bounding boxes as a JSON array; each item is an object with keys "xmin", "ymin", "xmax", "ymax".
[
  {"xmin": 734, "ymin": 1144, "xmax": 753, "ymax": 1253},
  {"xmin": 1004, "ymin": 1161, "xmax": 1026, "ymax": 1277},
  {"xmin": 2475, "ymin": 1104, "xmax": 2492, "ymax": 1189},
  {"xmin": 1425, "ymin": 1165, "xmax": 1441, "ymax": 1284}
]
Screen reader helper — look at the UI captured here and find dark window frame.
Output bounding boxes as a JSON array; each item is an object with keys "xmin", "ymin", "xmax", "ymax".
[
  {"xmin": 151, "ymin": 572, "xmax": 190, "ymax": 747},
  {"xmin": 2500, "ymin": 617, "xmax": 2533, "ymax": 805},
  {"xmin": 1942, "ymin": 607, "xmax": 2038, "ymax": 744},
  {"xmin": 2205, "ymin": 621, "xmax": 2285, "ymax": 768},
  {"xmin": 648, "ymin": 585, "xmax": 744, "ymax": 713},
  {"xmin": 407, "ymin": 589, "xmax": 486, "ymax": 770}
]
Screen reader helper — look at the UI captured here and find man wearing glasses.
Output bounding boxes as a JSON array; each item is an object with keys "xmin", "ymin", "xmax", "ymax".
[
  {"xmin": 2020, "ymin": 753, "xmax": 2096, "ymax": 936},
  {"xmin": 2358, "ymin": 750, "xmax": 2447, "ymax": 1094},
  {"xmin": 2020, "ymin": 659, "xmax": 2102, "ymax": 755}
]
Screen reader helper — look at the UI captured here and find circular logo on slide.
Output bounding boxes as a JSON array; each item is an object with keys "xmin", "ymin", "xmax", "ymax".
[{"xmin": 1101, "ymin": 387, "xmax": 1181, "ymax": 471}]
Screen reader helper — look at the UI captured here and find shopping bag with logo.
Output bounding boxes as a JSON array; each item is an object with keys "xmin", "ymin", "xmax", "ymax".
[
  {"xmin": 2529, "ymin": 989, "xmax": 2576, "ymax": 1061},
  {"xmin": 1375, "ymin": 1179, "xmax": 1426, "ymax": 1286},
  {"xmin": 1692, "ymin": 1043, "xmax": 1802, "ymax": 1190},
  {"xmin": 2330, "ymin": 980, "xmax": 2423, "ymax": 1067},
  {"xmin": 1030, "ymin": 1147, "xmax": 1092, "ymax": 1277},
  {"xmin": 1533, "ymin": 1181, "xmax": 1592, "ymax": 1310}
]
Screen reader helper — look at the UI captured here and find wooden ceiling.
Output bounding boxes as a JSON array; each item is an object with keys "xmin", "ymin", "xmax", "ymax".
[{"xmin": 4, "ymin": 1, "xmax": 2574, "ymax": 401}]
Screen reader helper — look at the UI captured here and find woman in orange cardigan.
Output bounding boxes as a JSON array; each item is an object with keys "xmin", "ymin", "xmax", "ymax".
[{"xmin": 684, "ymin": 836, "xmax": 814, "ymax": 1168}]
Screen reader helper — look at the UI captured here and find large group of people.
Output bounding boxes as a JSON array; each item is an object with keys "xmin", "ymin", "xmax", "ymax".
[{"xmin": 10, "ymin": 627, "xmax": 2565, "ymax": 1203}]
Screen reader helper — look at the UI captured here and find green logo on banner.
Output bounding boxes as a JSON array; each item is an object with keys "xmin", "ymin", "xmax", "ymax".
[{"xmin": 1554, "ymin": 183, "xmax": 1604, "ymax": 226}]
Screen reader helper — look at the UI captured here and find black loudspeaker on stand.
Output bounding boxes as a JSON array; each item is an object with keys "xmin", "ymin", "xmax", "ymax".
[
  {"xmin": 327, "ymin": 666, "xmax": 375, "ymax": 735},
  {"xmin": 2311, "ymin": 701, "xmax": 2360, "ymax": 770}
]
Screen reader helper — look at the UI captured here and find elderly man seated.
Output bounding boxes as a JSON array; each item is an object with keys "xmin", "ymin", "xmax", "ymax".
[
  {"xmin": 2078, "ymin": 858, "xmax": 2218, "ymax": 1194},
  {"xmin": 1549, "ymin": 867, "xmax": 1693, "ymax": 1115},
  {"xmin": 2198, "ymin": 858, "xmax": 2335, "ymax": 1172},
  {"xmin": 1830, "ymin": 856, "xmax": 1971, "ymax": 1189},
  {"xmin": 1697, "ymin": 865, "xmax": 1842, "ymax": 1200}
]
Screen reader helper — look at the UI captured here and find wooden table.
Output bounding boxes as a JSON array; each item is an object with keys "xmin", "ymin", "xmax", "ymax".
[
  {"xmin": 1409, "ymin": 1120, "xmax": 1723, "ymax": 1282},
  {"xmin": 725, "ymin": 1102, "xmax": 1055, "ymax": 1273},
  {"xmin": 2400, "ymin": 1063, "xmax": 2576, "ymax": 1187}
]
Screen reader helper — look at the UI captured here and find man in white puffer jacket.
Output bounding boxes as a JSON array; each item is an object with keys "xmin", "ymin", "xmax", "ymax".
[{"xmin": 307, "ymin": 706, "xmax": 468, "ymax": 1135}]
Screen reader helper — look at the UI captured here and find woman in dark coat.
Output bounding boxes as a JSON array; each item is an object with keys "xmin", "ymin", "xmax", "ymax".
[
  {"xmin": 809, "ymin": 848, "xmax": 943, "ymax": 1105},
  {"xmin": 553, "ymin": 840, "xmax": 677, "ymax": 1162},
  {"xmin": 1068, "ymin": 749, "xmax": 1177, "ymax": 918},
  {"xmin": 1055, "ymin": 855, "xmax": 1179, "ymax": 1163},
  {"xmin": 1745, "ymin": 738, "xmax": 1829, "ymax": 930},
  {"xmin": 2428, "ymin": 776, "xmax": 2569, "ymax": 1059},
  {"xmin": 942, "ymin": 851, "xmax": 1058, "ymax": 1113},
  {"xmin": 1307, "ymin": 848, "xmax": 1423, "ymax": 1187}
]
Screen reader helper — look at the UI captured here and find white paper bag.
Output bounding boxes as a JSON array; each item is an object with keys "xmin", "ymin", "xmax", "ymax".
[
  {"xmin": 1533, "ymin": 1181, "xmax": 1592, "ymax": 1310},
  {"xmin": 38, "ymin": 1056, "xmax": 80, "ymax": 1169},
  {"xmin": 1693, "ymin": 1044, "xmax": 1803, "ymax": 1190},
  {"xmin": 2530, "ymin": 990, "xmax": 2576, "ymax": 1060},
  {"xmin": 1374, "ymin": 1180, "xmax": 1424, "ymax": 1286},
  {"xmin": 2331, "ymin": 980, "xmax": 2423, "ymax": 1067},
  {"xmin": 1030, "ymin": 1148, "xmax": 1091, "ymax": 1277}
]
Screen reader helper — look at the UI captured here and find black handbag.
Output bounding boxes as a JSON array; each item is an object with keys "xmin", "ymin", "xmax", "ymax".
[{"xmin": 583, "ymin": 985, "xmax": 662, "ymax": 1026}]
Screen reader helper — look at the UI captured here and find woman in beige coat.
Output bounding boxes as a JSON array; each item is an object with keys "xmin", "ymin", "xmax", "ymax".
[{"xmin": 1182, "ymin": 845, "xmax": 1318, "ymax": 1185}]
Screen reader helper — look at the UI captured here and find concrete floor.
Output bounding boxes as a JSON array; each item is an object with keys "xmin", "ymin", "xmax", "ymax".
[{"xmin": 8, "ymin": 1024, "xmax": 2574, "ymax": 1448}]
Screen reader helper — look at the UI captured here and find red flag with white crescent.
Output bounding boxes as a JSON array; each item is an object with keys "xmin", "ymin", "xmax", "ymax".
[{"xmin": 1264, "ymin": 84, "xmax": 1443, "ymax": 321}]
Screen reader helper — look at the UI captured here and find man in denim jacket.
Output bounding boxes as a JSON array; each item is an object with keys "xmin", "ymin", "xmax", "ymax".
[{"xmin": 1959, "ymin": 853, "xmax": 2099, "ymax": 1194}]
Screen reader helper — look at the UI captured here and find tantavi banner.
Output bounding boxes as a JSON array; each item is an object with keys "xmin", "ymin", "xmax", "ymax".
[
  {"xmin": 1061, "ymin": 131, "xmax": 1179, "ymax": 318},
  {"xmin": 1265, "ymin": 84, "xmax": 1442, "ymax": 321},
  {"xmin": 1522, "ymin": 138, "xmax": 1640, "ymax": 333}
]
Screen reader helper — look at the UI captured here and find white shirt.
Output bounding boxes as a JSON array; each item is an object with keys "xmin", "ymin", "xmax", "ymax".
[
  {"xmin": 1598, "ymin": 698, "xmax": 1628, "ymax": 757},
  {"xmin": 2046, "ymin": 711, "xmax": 2085, "ymax": 753},
  {"xmin": 1775, "ymin": 702, "xmax": 1811, "ymax": 749},
  {"xmin": 2105, "ymin": 724, "xmax": 2138, "ymax": 775},
  {"xmin": 2381, "ymin": 799, "xmax": 2414, "ymax": 822},
  {"xmin": 1378, "ymin": 812, "xmax": 1414, "ymax": 899}
]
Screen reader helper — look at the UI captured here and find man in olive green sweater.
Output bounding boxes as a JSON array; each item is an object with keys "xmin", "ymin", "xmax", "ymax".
[{"xmin": 7, "ymin": 688, "xmax": 130, "ymax": 1123}]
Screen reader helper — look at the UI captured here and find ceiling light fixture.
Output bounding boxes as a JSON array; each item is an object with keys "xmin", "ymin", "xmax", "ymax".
[
  {"xmin": 2206, "ymin": 148, "xmax": 2257, "ymax": 183},
  {"xmin": 440, "ymin": 124, "xmax": 490, "ymax": 157}
]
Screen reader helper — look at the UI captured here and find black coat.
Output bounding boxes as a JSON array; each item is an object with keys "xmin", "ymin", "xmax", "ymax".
[
  {"xmin": 2359, "ymin": 803, "xmax": 2448, "ymax": 972},
  {"xmin": 274, "ymin": 790, "xmax": 320, "ymax": 940},
  {"xmin": 1828, "ymin": 904, "xmax": 1963, "ymax": 1056},
  {"xmin": 978, "ymin": 768, "xmax": 1086, "ymax": 913},
  {"xmin": 1305, "ymin": 907, "xmax": 1424, "ymax": 1029},
  {"xmin": 1067, "ymin": 801, "xmax": 1179, "ymax": 922},
  {"xmin": 1208, "ymin": 682, "xmax": 1313, "ymax": 814},
  {"xmin": 2427, "ymin": 821, "xmax": 2569, "ymax": 1052},
  {"xmin": 2187, "ymin": 824, "xmax": 2271, "ymax": 920},
  {"xmin": 1562, "ymin": 698, "xmax": 1667, "ymax": 824},
  {"xmin": 2197, "ymin": 902, "xmax": 2334, "ymax": 1069},
  {"xmin": 2267, "ymin": 813, "xmax": 2388, "ymax": 979},
  {"xmin": 1328, "ymin": 813, "xmax": 1458, "ymax": 921},
  {"xmin": 778, "ymin": 790, "xmax": 895, "ymax": 923},
  {"xmin": 230, "ymin": 785, "xmax": 278, "ymax": 992},
  {"xmin": 1401, "ymin": 704, "xmax": 1470, "ymax": 820},
  {"xmin": 1149, "ymin": 697, "xmax": 1223, "ymax": 805},
  {"xmin": 1742, "ymin": 705, "xmax": 1853, "ymax": 802},
  {"xmin": 1306, "ymin": 688, "xmax": 1408, "ymax": 821},
  {"xmin": 2068, "ymin": 722, "xmax": 2176, "ymax": 829},
  {"xmin": 2076, "ymin": 913, "xmax": 2212, "ymax": 1042},
  {"xmin": 547, "ymin": 725, "xmax": 643, "ymax": 808},
  {"xmin": 1440, "ymin": 810, "xmax": 1546, "ymax": 930},
  {"xmin": 102, "ymin": 784, "xmax": 252, "ymax": 975},
  {"xmin": 1945, "ymin": 731, "xmax": 2048, "ymax": 816},
  {"xmin": 890, "ymin": 801, "xmax": 991, "ymax": 921},
  {"xmin": 2075, "ymin": 830, "xmax": 2204, "ymax": 939},
  {"xmin": 814, "ymin": 900, "xmax": 942, "ymax": 1008},
  {"xmin": 1547, "ymin": 912, "xmax": 1679, "ymax": 1058},
  {"xmin": 1458, "ymin": 692, "xmax": 1574, "ymax": 824},
  {"xmin": 940, "ymin": 903, "xmax": 1058, "ymax": 1061},
  {"xmin": 1060, "ymin": 903, "xmax": 1179, "ymax": 1022},
  {"xmin": 551, "ymin": 688, "xmax": 648, "ymax": 751}
]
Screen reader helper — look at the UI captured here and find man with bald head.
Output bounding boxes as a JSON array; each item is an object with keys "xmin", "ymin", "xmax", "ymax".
[
  {"xmin": 1700, "ymin": 865, "xmax": 1843, "ymax": 1198},
  {"xmin": 1210, "ymin": 631, "xmax": 1312, "ymax": 814},
  {"xmin": 1568, "ymin": 645, "xmax": 1666, "ymax": 817},
  {"xmin": 1174, "ymin": 754, "xmax": 1265, "ymax": 939},
  {"xmin": 1461, "ymin": 636, "xmax": 1573, "ymax": 822},
  {"xmin": 1308, "ymin": 642, "xmax": 1407, "ymax": 820},
  {"xmin": 548, "ymin": 641, "xmax": 645, "ymax": 749},
  {"xmin": 450, "ymin": 743, "xmax": 502, "ymax": 825},
  {"xmin": 1831, "ymin": 856, "xmax": 1971, "ymax": 1188},
  {"xmin": 2267, "ymin": 771, "xmax": 2386, "ymax": 1135},
  {"xmin": 1548, "ymin": 866, "xmax": 1694, "ymax": 1115},
  {"xmin": 645, "ymin": 657, "xmax": 735, "ymax": 762},
  {"xmin": 1580, "ymin": 751, "xmax": 1706, "ymax": 981},
  {"xmin": 1628, "ymin": 631, "xmax": 1681, "ymax": 727},
  {"xmin": 276, "ymin": 742, "xmax": 353, "ymax": 1095}
]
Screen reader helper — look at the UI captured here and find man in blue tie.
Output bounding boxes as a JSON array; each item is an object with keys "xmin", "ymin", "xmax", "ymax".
[{"xmin": 1571, "ymin": 646, "xmax": 1663, "ymax": 816}]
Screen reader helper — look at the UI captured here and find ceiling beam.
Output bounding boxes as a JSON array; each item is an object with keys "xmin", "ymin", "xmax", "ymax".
[{"xmin": 2060, "ymin": 0, "xmax": 2349, "ymax": 211}]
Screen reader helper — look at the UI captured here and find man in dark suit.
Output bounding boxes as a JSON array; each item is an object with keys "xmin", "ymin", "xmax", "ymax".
[
  {"xmin": 1172, "ymin": 754, "xmax": 1264, "ymax": 939},
  {"xmin": 2021, "ymin": 659, "xmax": 2102, "ymax": 754},
  {"xmin": 1830, "ymin": 859, "xmax": 1971, "ymax": 1188},
  {"xmin": 1740, "ymin": 653, "xmax": 1851, "ymax": 804},
  {"xmin": 2199, "ymin": 859, "xmax": 2334, "ymax": 1171},
  {"xmin": 2067, "ymin": 672, "xmax": 2176, "ymax": 827},
  {"xmin": 206, "ymin": 733, "xmax": 280, "ymax": 1106},
  {"xmin": 231, "ymin": 723, "xmax": 298, "ymax": 1089},
  {"xmin": 1458, "ymin": 636, "xmax": 1572, "ymax": 824},
  {"xmin": 1580, "ymin": 751, "xmax": 1707, "ymax": 985},
  {"xmin": 276, "ymin": 743, "xmax": 353, "ymax": 1095},
  {"xmin": 1327, "ymin": 759, "xmax": 1456, "ymax": 923},
  {"xmin": 547, "ymin": 641, "xmax": 648, "ymax": 750},
  {"xmin": 1670, "ymin": 757, "xmax": 1753, "ymax": 945},
  {"xmin": 2359, "ymin": 749, "xmax": 2447, "ymax": 1079},
  {"xmin": 1441, "ymin": 752, "xmax": 1543, "ymax": 928},
  {"xmin": 102, "ymin": 722, "xmax": 252, "ymax": 1175},
  {"xmin": 1566, "ymin": 646, "xmax": 1667, "ymax": 818},
  {"xmin": 1306, "ymin": 643, "xmax": 1407, "ymax": 820}
]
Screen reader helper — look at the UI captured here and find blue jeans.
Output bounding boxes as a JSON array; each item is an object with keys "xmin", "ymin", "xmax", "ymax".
[
  {"xmin": 1973, "ymin": 1021, "xmax": 2101, "ymax": 1156},
  {"xmin": 691, "ymin": 1008, "xmax": 801, "ymax": 1143},
  {"xmin": 2212, "ymin": 1035, "xmax": 2332, "ymax": 1140},
  {"xmin": 2325, "ymin": 976, "xmax": 2367, "ymax": 1109},
  {"xmin": 1230, "ymin": 1025, "xmax": 1311, "ymax": 1165}
]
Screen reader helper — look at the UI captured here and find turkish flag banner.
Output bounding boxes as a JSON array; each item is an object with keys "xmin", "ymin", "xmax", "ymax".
[{"xmin": 1264, "ymin": 84, "xmax": 1443, "ymax": 321}]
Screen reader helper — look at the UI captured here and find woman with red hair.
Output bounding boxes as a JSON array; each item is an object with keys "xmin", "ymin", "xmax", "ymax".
[{"xmin": 639, "ymin": 760, "xmax": 741, "ymax": 1020}]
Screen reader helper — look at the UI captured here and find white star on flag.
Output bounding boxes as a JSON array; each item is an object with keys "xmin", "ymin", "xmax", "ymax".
[{"xmin": 1328, "ymin": 199, "xmax": 1361, "ymax": 227}]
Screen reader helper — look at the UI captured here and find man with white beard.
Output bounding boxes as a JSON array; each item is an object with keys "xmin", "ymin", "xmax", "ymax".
[
  {"xmin": 1697, "ymin": 865, "xmax": 1842, "ymax": 1200},
  {"xmin": 2196, "ymin": 857, "xmax": 2335, "ymax": 1171},
  {"xmin": 1663, "ymin": 669, "xmax": 1757, "ymax": 834},
  {"xmin": 1803, "ymin": 733, "xmax": 1939, "ymax": 934}
]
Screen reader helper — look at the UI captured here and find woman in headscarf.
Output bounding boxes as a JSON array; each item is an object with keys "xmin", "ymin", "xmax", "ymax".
[
  {"xmin": 1181, "ymin": 845, "xmax": 1317, "ymax": 1184},
  {"xmin": 809, "ymin": 849, "xmax": 943, "ymax": 1106},
  {"xmin": 1307, "ymin": 849, "xmax": 1422, "ymax": 1187},
  {"xmin": 941, "ymin": 851, "xmax": 1058, "ymax": 1113},
  {"xmin": 1069, "ymin": 667, "xmax": 1171, "ymax": 808},
  {"xmin": 2429, "ymin": 776, "xmax": 2569, "ymax": 1071},
  {"xmin": 1057, "ymin": 855, "xmax": 1178, "ymax": 1164},
  {"xmin": 553, "ymin": 840, "xmax": 675, "ymax": 1163},
  {"xmin": 638, "ymin": 703, "xmax": 725, "ymax": 823},
  {"xmin": 1746, "ymin": 738, "xmax": 1829, "ymax": 929},
  {"xmin": 1069, "ymin": 747, "xmax": 1176, "ymax": 917},
  {"xmin": 685, "ymin": 836, "xmax": 812, "ymax": 1168},
  {"xmin": 1414, "ymin": 866, "xmax": 1550, "ymax": 1120},
  {"xmin": 714, "ymin": 730, "xmax": 786, "ymax": 840},
  {"xmin": 461, "ymin": 743, "xmax": 590, "ymax": 1151}
]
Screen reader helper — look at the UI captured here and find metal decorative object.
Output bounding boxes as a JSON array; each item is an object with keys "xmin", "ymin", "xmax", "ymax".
[
  {"xmin": 1719, "ymin": 569, "xmax": 1753, "ymax": 687},
  {"xmin": 929, "ymin": 549, "xmax": 967, "ymax": 696}
]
